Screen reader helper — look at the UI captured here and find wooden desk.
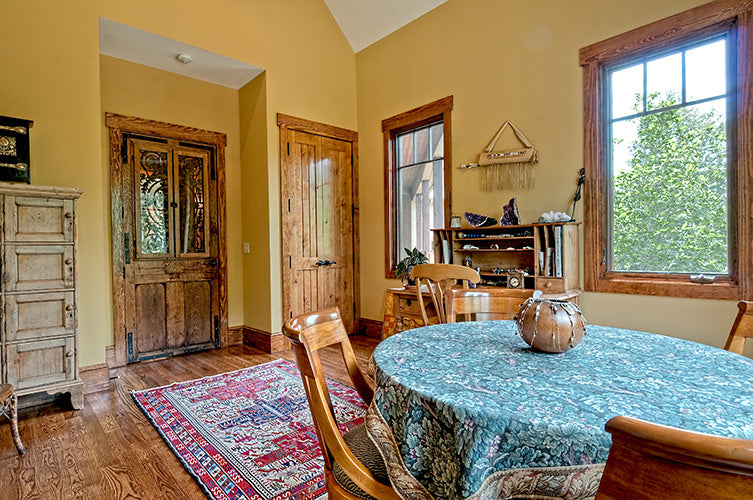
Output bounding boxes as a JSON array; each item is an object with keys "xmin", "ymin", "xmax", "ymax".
[
  {"xmin": 381, "ymin": 287, "xmax": 434, "ymax": 339},
  {"xmin": 381, "ymin": 286, "xmax": 581, "ymax": 339}
]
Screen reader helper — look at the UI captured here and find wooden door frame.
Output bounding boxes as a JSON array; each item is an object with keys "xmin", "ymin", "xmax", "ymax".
[
  {"xmin": 106, "ymin": 113, "xmax": 228, "ymax": 367},
  {"xmin": 277, "ymin": 113, "xmax": 360, "ymax": 333}
]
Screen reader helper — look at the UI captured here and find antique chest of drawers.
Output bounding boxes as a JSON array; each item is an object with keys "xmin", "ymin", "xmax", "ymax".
[{"xmin": 0, "ymin": 183, "xmax": 83, "ymax": 409}]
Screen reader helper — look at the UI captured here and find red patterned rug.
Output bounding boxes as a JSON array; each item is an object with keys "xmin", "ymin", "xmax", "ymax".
[{"xmin": 132, "ymin": 359, "xmax": 367, "ymax": 500}]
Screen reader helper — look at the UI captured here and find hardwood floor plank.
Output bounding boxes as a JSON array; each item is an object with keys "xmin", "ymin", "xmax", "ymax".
[{"xmin": 0, "ymin": 338, "xmax": 378, "ymax": 499}]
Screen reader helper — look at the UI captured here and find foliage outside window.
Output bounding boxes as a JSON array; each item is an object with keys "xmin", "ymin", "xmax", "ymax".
[
  {"xmin": 580, "ymin": 0, "xmax": 753, "ymax": 299},
  {"xmin": 383, "ymin": 96, "xmax": 453, "ymax": 278}
]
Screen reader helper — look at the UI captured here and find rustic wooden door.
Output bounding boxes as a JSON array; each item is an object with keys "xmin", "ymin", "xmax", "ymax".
[
  {"xmin": 280, "ymin": 120, "xmax": 358, "ymax": 333},
  {"xmin": 121, "ymin": 137, "xmax": 220, "ymax": 362}
]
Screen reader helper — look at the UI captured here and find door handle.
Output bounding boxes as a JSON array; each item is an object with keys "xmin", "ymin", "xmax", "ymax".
[
  {"xmin": 207, "ymin": 258, "xmax": 218, "ymax": 267},
  {"xmin": 315, "ymin": 260, "xmax": 337, "ymax": 266}
]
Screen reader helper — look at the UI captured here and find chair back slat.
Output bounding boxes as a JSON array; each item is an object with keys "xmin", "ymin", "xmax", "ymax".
[
  {"xmin": 445, "ymin": 288, "xmax": 534, "ymax": 322},
  {"xmin": 596, "ymin": 416, "xmax": 753, "ymax": 500},
  {"xmin": 410, "ymin": 264, "xmax": 480, "ymax": 324},
  {"xmin": 724, "ymin": 301, "xmax": 753, "ymax": 355}
]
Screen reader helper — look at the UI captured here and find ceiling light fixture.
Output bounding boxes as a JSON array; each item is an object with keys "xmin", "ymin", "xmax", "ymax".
[{"xmin": 176, "ymin": 53, "xmax": 193, "ymax": 64}]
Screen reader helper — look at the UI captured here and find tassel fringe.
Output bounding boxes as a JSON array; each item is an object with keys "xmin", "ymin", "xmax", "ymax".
[{"xmin": 481, "ymin": 163, "xmax": 535, "ymax": 191}]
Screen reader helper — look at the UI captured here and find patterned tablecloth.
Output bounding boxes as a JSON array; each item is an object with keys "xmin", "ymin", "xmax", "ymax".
[{"xmin": 365, "ymin": 321, "xmax": 753, "ymax": 500}]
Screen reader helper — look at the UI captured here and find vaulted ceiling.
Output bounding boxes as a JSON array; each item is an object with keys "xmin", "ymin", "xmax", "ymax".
[{"xmin": 99, "ymin": 1, "xmax": 448, "ymax": 89}]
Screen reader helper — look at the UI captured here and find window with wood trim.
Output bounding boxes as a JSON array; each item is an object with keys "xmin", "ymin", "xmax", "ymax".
[
  {"xmin": 580, "ymin": 0, "xmax": 753, "ymax": 300},
  {"xmin": 383, "ymin": 96, "xmax": 453, "ymax": 278}
]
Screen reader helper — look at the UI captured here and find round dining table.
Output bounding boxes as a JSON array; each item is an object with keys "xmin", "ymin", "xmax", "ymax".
[{"xmin": 364, "ymin": 320, "xmax": 753, "ymax": 500}]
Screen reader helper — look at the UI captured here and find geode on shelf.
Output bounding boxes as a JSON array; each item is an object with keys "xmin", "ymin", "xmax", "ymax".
[{"xmin": 464, "ymin": 211, "xmax": 497, "ymax": 227}]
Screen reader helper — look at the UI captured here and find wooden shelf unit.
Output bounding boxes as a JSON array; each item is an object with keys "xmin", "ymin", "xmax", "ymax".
[{"xmin": 432, "ymin": 222, "xmax": 581, "ymax": 297}]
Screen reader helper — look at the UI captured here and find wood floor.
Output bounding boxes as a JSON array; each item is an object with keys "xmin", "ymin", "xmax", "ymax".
[{"xmin": 0, "ymin": 336, "xmax": 379, "ymax": 500}]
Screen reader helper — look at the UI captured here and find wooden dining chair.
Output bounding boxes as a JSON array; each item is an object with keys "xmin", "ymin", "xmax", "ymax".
[
  {"xmin": 283, "ymin": 307, "xmax": 400, "ymax": 500},
  {"xmin": 410, "ymin": 263, "xmax": 480, "ymax": 325},
  {"xmin": 445, "ymin": 288, "xmax": 534, "ymax": 323},
  {"xmin": 595, "ymin": 415, "xmax": 753, "ymax": 500},
  {"xmin": 724, "ymin": 300, "xmax": 753, "ymax": 355}
]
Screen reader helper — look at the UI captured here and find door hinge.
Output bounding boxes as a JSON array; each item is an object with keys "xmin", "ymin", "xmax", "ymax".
[
  {"xmin": 213, "ymin": 315, "xmax": 220, "ymax": 345},
  {"xmin": 289, "ymin": 255, "xmax": 292, "ymax": 269},
  {"xmin": 210, "ymin": 161, "xmax": 216, "ymax": 181},
  {"xmin": 287, "ymin": 142, "xmax": 290, "ymax": 156},
  {"xmin": 288, "ymin": 199, "xmax": 291, "ymax": 212},
  {"xmin": 122, "ymin": 267, "xmax": 125, "ymax": 279},
  {"xmin": 126, "ymin": 331, "xmax": 134, "ymax": 362},
  {"xmin": 602, "ymin": 248, "xmax": 607, "ymax": 266},
  {"xmin": 124, "ymin": 233, "xmax": 131, "ymax": 264},
  {"xmin": 121, "ymin": 141, "xmax": 128, "ymax": 163}
]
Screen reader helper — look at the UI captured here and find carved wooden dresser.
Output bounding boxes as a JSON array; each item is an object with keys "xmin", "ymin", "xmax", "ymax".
[{"xmin": 0, "ymin": 183, "xmax": 83, "ymax": 409}]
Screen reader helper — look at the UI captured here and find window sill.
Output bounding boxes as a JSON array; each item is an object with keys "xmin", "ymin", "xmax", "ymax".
[{"xmin": 587, "ymin": 273, "xmax": 739, "ymax": 300}]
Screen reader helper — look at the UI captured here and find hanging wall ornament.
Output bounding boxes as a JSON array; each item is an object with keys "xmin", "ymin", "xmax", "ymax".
[{"xmin": 459, "ymin": 120, "xmax": 538, "ymax": 191}]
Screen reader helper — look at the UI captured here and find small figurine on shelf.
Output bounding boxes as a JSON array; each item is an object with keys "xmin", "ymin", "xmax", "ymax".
[
  {"xmin": 500, "ymin": 197, "xmax": 520, "ymax": 226},
  {"xmin": 463, "ymin": 256, "xmax": 473, "ymax": 268}
]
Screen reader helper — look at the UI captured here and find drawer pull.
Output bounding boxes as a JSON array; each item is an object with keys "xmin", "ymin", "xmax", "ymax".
[
  {"xmin": 65, "ymin": 351, "xmax": 73, "ymax": 358},
  {"xmin": 64, "ymin": 212, "xmax": 73, "ymax": 219},
  {"xmin": 65, "ymin": 258, "xmax": 73, "ymax": 265},
  {"xmin": 66, "ymin": 305, "xmax": 74, "ymax": 311}
]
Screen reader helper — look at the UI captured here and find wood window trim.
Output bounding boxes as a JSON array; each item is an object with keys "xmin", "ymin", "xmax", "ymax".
[
  {"xmin": 579, "ymin": 0, "xmax": 753, "ymax": 300},
  {"xmin": 106, "ymin": 113, "xmax": 228, "ymax": 367},
  {"xmin": 382, "ymin": 96, "xmax": 453, "ymax": 279}
]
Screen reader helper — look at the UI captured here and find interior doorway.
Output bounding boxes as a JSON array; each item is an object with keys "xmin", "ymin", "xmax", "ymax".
[
  {"xmin": 278, "ymin": 114, "xmax": 360, "ymax": 333},
  {"xmin": 107, "ymin": 113, "xmax": 228, "ymax": 366}
]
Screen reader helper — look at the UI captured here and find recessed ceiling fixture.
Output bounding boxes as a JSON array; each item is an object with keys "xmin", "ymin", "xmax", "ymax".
[{"xmin": 176, "ymin": 53, "xmax": 193, "ymax": 64}]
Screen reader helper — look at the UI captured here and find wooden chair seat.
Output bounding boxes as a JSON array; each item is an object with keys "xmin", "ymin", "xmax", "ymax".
[
  {"xmin": 596, "ymin": 415, "xmax": 753, "ymax": 499},
  {"xmin": 283, "ymin": 308, "xmax": 399, "ymax": 499},
  {"xmin": 410, "ymin": 263, "xmax": 480, "ymax": 324},
  {"xmin": 0, "ymin": 383, "xmax": 25, "ymax": 455},
  {"xmin": 333, "ymin": 424, "xmax": 391, "ymax": 499}
]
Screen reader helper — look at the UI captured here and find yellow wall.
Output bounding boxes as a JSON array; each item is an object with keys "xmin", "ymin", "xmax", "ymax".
[
  {"xmin": 355, "ymin": 0, "xmax": 740, "ymax": 349},
  {"xmin": 1, "ymin": 0, "xmax": 356, "ymax": 366}
]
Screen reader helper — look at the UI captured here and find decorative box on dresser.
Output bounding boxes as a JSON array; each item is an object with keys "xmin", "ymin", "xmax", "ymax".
[{"xmin": 0, "ymin": 183, "xmax": 83, "ymax": 410}]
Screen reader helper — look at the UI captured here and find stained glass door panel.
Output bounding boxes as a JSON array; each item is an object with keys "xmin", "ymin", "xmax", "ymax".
[
  {"xmin": 175, "ymin": 149, "xmax": 209, "ymax": 256},
  {"xmin": 135, "ymin": 144, "xmax": 171, "ymax": 257}
]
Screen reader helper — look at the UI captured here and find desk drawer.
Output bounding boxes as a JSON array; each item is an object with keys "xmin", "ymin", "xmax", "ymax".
[
  {"xmin": 6, "ymin": 337, "xmax": 75, "ymax": 390},
  {"xmin": 4, "ymin": 245, "xmax": 74, "ymax": 292},
  {"xmin": 5, "ymin": 291, "xmax": 75, "ymax": 341},
  {"xmin": 4, "ymin": 196, "xmax": 75, "ymax": 243}
]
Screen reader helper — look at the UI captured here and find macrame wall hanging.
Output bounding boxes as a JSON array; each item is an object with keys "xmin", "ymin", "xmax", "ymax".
[{"xmin": 460, "ymin": 120, "xmax": 538, "ymax": 191}]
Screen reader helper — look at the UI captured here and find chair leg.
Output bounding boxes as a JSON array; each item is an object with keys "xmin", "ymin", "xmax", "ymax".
[{"xmin": 9, "ymin": 394, "xmax": 24, "ymax": 455}]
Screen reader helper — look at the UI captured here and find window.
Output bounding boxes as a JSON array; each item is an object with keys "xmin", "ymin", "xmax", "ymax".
[
  {"xmin": 383, "ymin": 96, "xmax": 453, "ymax": 278},
  {"xmin": 580, "ymin": 1, "xmax": 753, "ymax": 299}
]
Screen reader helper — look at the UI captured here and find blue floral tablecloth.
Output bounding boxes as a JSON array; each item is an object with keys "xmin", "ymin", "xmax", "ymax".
[{"xmin": 366, "ymin": 321, "xmax": 753, "ymax": 500}]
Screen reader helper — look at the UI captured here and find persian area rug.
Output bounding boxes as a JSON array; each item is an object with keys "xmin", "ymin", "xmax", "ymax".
[{"xmin": 132, "ymin": 358, "xmax": 367, "ymax": 500}]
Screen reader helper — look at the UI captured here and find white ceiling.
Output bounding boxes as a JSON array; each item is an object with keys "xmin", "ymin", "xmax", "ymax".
[
  {"xmin": 98, "ymin": 1, "xmax": 446, "ymax": 89},
  {"xmin": 323, "ymin": 0, "xmax": 448, "ymax": 53}
]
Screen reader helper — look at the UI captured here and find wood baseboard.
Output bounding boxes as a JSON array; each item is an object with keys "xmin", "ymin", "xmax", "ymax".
[
  {"xmin": 80, "ymin": 363, "xmax": 110, "ymax": 394},
  {"xmin": 359, "ymin": 318, "xmax": 383, "ymax": 338},
  {"xmin": 227, "ymin": 325, "xmax": 244, "ymax": 346},
  {"xmin": 242, "ymin": 326, "xmax": 290, "ymax": 353}
]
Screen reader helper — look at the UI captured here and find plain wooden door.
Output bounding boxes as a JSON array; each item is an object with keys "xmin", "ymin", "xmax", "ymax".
[
  {"xmin": 122, "ymin": 137, "xmax": 220, "ymax": 362},
  {"xmin": 281, "ymin": 128, "xmax": 356, "ymax": 332}
]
